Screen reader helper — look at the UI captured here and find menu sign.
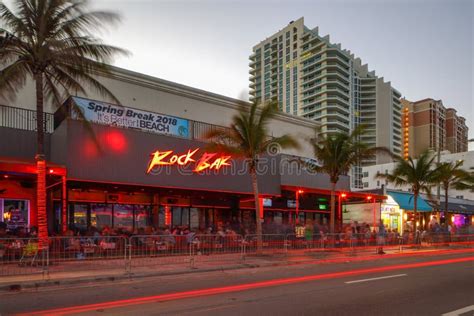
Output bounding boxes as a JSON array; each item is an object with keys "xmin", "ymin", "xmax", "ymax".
[{"xmin": 71, "ymin": 97, "xmax": 189, "ymax": 138}]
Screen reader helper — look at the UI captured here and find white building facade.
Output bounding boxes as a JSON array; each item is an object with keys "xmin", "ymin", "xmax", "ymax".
[{"xmin": 360, "ymin": 151, "xmax": 474, "ymax": 200}]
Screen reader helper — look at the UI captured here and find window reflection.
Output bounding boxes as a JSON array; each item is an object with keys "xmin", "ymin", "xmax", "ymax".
[
  {"xmin": 90, "ymin": 204, "xmax": 112, "ymax": 230},
  {"xmin": 113, "ymin": 204, "xmax": 133, "ymax": 231},
  {"xmin": 135, "ymin": 205, "xmax": 151, "ymax": 229},
  {"xmin": 72, "ymin": 204, "xmax": 88, "ymax": 231}
]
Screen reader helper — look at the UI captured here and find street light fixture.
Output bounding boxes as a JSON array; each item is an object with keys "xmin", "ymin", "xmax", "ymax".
[
  {"xmin": 296, "ymin": 189, "xmax": 304, "ymax": 225},
  {"xmin": 366, "ymin": 195, "xmax": 377, "ymax": 230},
  {"xmin": 338, "ymin": 193, "xmax": 348, "ymax": 225}
]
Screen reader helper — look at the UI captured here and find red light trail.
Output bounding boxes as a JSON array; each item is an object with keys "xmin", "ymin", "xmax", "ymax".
[{"xmin": 19, "ymin": 256, "xmax": 474, "ymax": 316}]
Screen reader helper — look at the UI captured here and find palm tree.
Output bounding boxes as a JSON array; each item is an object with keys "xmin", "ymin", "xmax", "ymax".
[
  {"xmin": 205, "ymin": 101, "xmax": 299, "ymax": 244},
  {"xmin": 310, "ymin": 125, "xmax": 383, "ymax": 233},
  {"xmin": 377, "ymin": 151, "xmax": 438, "ymax": 232},
  {"xmin": 0, "ymin": 0, "xmax": 127, "ymax": 247},
  {"xmin": 433, "ymin": 161, "xmax": 472, "ymax": 218}
]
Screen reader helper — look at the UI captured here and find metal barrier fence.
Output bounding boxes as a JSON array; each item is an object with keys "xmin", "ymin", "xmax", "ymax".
[
  {"xmin": 1, "ymin": 233, "xmax": 473, "ymax": 277},
  {"xmin": 129, "ymin": 235, "xmax": 191, "ymax": 270},
  {"xmin": 48, "ymin": 236, "xmax": 128, "ymax": 274},
  {"xmin": 0, "ymin": 238, "xmax": 47, "ymax": 276},
  {"xmin": 243, "ymin": 234, "xmax": 287, "ymax": 255}
]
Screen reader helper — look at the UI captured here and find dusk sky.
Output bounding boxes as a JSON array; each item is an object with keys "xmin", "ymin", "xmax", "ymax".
[
  {"xmin": 87, "ymin": 0, "xmax": 474, "ymax": 141},
  {"xmin": 28, "ymin": 0, "xmax": 474, "ymax": 143}
]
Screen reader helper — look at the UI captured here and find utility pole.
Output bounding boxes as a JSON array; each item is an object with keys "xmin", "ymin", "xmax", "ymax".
[{"xmin": 436, "ymin": 111, "xmax": 442, "ymax": 220}]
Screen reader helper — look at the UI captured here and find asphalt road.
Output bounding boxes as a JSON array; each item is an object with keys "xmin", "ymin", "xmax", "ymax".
[{"xmin": 1, "ymin": 251, "xmax": 473, "ymax": 316}]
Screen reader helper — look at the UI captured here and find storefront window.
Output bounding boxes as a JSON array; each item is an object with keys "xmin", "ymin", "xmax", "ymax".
[
  {"xmin": 171, "ymin": 207, "xmax": 191, "ymax": 227},
  {"xmin": 113, "ymin": 204, "xmax": 133, "ymax": 231},
  {"xmin": 172, "ymin": 207, "xmax": 181, "ymax": 227},
  {"xmin": 90, "ymin": 204, "xmax": 112, "ymax": 230},
  {"xmin": 72, "ymin": 203, "xmax": 88, "ymax": 232},
  {"xmin": 190, "ymin": 208, "xmax": 199, "ymax": 229},
  {"xmin": 2, "ymin": 199, "xmax": 29, "ymax": 232},
  {"xmin": 135, "ymin": 205, "xmax": 151, "ymax": 229},
  {"xmin": 158, "ymin": 206, "xmax": 165, "ymax": 228},
  {"xmin": 181, "ymin": 208, "xmax": 190, "ymax": 226}
]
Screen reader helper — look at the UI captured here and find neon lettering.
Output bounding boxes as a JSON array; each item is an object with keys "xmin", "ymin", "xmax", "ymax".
[
  {"xmin": 146, "ymin": 148, "xmax": 230, "ymax": 174},
  {"xmin": 194, "ymin": 153, "xmax": 216, "ymax": 172},
  {"xmin": 146, "ymin": 150, "xmax": 173, "ymax": 173},
  {"xmin": 178, "ymin": 148, "xmax": 199, "ymax": 165},
  {"xmin": 214, "ymin": 156, "xmax": 231, "ymax": 169}
]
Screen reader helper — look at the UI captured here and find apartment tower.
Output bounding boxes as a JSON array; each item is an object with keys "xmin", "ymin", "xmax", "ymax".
[
  {"xmin": 249, "ymin": 17, "xmax": 402, "ymax": 188},
  {"xmin": 446, "ymin": 108, "xmax": 469, "ymax": 153},
  {"xmin": 401, "ymin": 98, "xmax": 469, "ymax": 158}
]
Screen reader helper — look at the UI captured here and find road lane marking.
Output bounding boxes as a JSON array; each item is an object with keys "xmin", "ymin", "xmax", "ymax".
[
  {"xmin": 345, "ymin": 274, "xmax": 407, "ymax": 284},
  {"xmin": 18, "ymin": 256, "xmax": 474, "ymax": 316},
  {"xmin": 442, "ymin": 305, "xmax": 474, "ymax": 316}
]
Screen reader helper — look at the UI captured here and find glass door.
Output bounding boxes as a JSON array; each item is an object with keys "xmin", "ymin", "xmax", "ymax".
[{"xmin": 72, "ymin": 203, "xmax": 88, "ymax": 232}]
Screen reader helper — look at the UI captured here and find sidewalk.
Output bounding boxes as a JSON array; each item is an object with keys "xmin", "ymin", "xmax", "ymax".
[{"xmin": 0, "ymin": 245, "xmax": 472, "ymax": 292}]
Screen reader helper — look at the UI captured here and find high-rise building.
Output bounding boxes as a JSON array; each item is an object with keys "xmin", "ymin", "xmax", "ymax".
[
  {"xmin": 401, "ymin": 98, "xmax": 469, "ymax": 158},
  {"xmin": 401, "ymin": 98, "xmax": 446, "ymax": 159},
  {"xmin": 249, "ymin": 17, "xmax": 402, "ymax": 188},
  {"xmin": 446, "ymin": 108, "xmax": 469, "ymax": 154}
]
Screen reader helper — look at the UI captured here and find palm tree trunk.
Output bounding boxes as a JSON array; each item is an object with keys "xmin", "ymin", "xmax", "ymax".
[
  {"xmin": 330, "ymin": 182, "xmax": 336, "ymax": 234},
  {"xmin": 250, "ymin": 168, "xmax": 263, "ymax": 252},
  {"xmin": 35, "ymin": 72, "xmax": 48, "ymax": 249}
]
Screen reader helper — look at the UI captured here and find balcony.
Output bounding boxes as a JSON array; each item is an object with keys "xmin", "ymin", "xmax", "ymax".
[
  {"xmin": 0, "ymin": 104, "xmax": 54, "ymax": 133},
  {"xmin": 301, "ymin": 38, "xmax": 326, "ymax": 54},
  {"xmin": 326, "ymin": 53, "xmax": 350, "ymax": 65},
  {"xmin": 301, "ymin": 87, "xmax": 349, "ymax": 103},
  {"xmin": 318, "ymin": 111, "xmax": 350, "ymax": 122}
]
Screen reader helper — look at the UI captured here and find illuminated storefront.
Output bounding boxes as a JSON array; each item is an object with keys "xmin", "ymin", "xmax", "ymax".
[
  {"xmin": 380, "ymin": 195, "xmax": 403, "ymax": 233},
  {"xmin": 1, "ymin": 96, "xmax": 362, "ymax": 233},
  {"xmin": 386, "ymin": 190, "xmax": 432, "ymax": 232}
]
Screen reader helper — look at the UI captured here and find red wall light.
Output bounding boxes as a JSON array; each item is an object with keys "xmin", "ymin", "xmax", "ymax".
[
  {"xmin": 367, "ymin": 195, "xmax": 373, "ymax": 201},
  {"xmin": 103, "ymin": 130, "xmax": 127, "ymax": 153},
  {"xmin": 49, "ymin": 169, "xmax": 54, "ymax": 174},
  {"xmin": 340, "ymin": 193, "xmax": 347, "ymax": 198}
]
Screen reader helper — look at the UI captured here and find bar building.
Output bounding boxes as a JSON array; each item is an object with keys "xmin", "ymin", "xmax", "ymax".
[
  {"xmin": 249, "ymin": 17, "xmax": 402, "ymax": 188},
  {"xmin": 0, "ymin": 66, "xmax": 380, "ymax": 235}
]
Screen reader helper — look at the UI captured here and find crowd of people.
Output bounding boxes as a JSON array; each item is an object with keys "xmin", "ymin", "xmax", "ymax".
[{"xmin": 0, "ymin": 217, "xmax": 472, "ymax": 243}]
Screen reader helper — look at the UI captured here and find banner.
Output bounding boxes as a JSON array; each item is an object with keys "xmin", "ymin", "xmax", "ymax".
[{"xmin": 71, "ymin": 97, "xmax": 189, "ymax": 138}]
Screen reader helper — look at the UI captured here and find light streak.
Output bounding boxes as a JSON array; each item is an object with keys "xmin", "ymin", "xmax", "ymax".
[{"xmin": 20, "ymin": 256, "xmax": 474, "ymax": 316}]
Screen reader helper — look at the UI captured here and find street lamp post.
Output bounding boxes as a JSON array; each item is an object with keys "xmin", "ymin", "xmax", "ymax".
[
  {"xmin": 367, "ymin": 195, "xmax": 375, "ymax": 230},
  {"xmin": 338, "ymin": 193, "xmax": 347, "ymax": 229},
  {"xmin": 296, "ymin": 189, "xmax": 304, "ymax": 225}
]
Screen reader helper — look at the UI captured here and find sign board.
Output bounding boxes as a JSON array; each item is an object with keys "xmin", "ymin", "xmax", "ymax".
[
  {"xmin": 287, "ymin": 200, "xmax": 296, "ymax": 208},
  {"xmin": 71, "ymin": 97, "xmax": 189, "ymax": 138},
  {"xmin": 343, "ymin": 203, "xmax": 381, "ymax": 225},
  {"xmin": 263, "ymin": 198, "xmax": 272, "ymax": 207},
  {"xmin": 146, "ymin": 148, "xmax": 231, "ymax": 174}
]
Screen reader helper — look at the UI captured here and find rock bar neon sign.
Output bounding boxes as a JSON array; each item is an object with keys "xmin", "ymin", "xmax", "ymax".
[{"xmin": 146, "ymin": 148, "xmax": 231, "ymax": 174}]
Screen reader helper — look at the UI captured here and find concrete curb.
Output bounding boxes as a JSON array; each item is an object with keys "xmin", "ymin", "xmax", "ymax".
[{"xmin": 0, "ymin": 262, "xmax": 265, "ymax": 293}]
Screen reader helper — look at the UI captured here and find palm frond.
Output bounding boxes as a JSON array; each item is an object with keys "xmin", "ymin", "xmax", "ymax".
[
  {"xmin": 204, "ymin": 100, "xmax": 299, "ymax": 163},
  {"xmin": 0, "ymin": 0, "xmax": 128, "ymax": 106}
]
